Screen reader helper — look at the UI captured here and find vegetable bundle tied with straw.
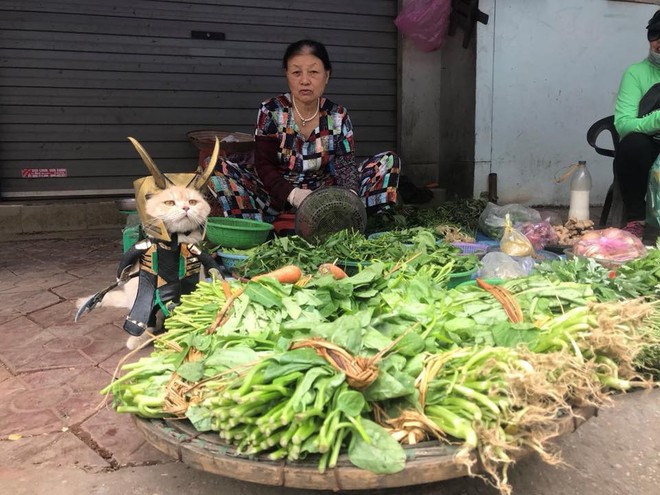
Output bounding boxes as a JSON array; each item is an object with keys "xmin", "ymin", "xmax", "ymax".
[
  {"xmin": 184, "ymin": 341, "xmax": 406, "ymax": 474},
  {"xmin": 290, "ymin": 327, "xmax": 414, "ymax": 390}
]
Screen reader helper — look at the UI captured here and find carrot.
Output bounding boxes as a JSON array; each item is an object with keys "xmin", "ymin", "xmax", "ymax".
[
  {"xmin": 222, "ymin": 279, "xmax": 233, "ymax": 299},
  {"xmin": 317, "ymin": 263, "xmax": 348, "ymax": 280},
  {"xmin": 251, "ymin": 265, "xmax": 303, "ymax": 284}
]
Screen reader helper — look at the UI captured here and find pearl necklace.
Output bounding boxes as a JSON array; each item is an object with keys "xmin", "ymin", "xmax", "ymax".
[{"xmin": 291, "ymin": 95, "xmax": 319, "ymax": 127}]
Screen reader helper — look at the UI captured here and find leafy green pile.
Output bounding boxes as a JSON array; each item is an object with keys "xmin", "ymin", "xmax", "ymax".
[
  {"xmin": 102, "ymin": 249, "xmax": 659, "ymax": 492},
  {"xmin": 534, "ymin": 250, "xmax": 660, "ymax": 301},
  {"xmin": 367, "ymin": 197, "xmax": 487, "ymax": 233},
  {"xmin": 238, "ymin": 229, "xmax": 478, "ymax": 278}
]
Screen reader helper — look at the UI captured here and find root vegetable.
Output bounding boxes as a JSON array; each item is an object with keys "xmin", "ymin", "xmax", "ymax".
[
  {"xmin": 318, "ymin": 263, "xmax": 348, "ymax": 279},
  {"xmin": 251, "ymin": 265, "xmax": 303, "ymax": 284}
]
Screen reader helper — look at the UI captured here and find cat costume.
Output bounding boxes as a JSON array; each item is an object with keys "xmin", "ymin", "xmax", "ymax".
[
  {"xmin": 77, "ymin": 137, "xmax": 223, "ymax": 341},
  {"xmin": 120, "ymin": 137, "xmax": 223, "ymax": 337}
]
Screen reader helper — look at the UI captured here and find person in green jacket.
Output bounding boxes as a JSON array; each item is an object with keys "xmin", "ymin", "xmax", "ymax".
[{"xmin": 613, "ymin": 9, "xmax": 660, "ymax": 238}]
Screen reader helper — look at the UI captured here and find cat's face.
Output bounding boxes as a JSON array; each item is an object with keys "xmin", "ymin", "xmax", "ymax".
[{"xmin": 144, "ymin": 186, "xmax": 210, "ymax": 234}]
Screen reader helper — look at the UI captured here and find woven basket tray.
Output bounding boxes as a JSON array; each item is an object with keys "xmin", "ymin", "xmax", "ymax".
[{"xmin": 134, "ymin": 405, "xmax": 597, "ymax": 491}]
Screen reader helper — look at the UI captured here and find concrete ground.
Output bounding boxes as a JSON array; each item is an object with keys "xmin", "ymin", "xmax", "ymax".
[{"xmin": 0, "ymin": 230, "xmax": 658, "ymax": 495}]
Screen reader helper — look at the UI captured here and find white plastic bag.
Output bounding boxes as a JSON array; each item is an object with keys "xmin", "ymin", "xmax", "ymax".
[
  {"xmin": 478, "ymin": 203, "xmax": 542, "ymax": 240},
  {"xmin": 477, "ymin": 252, "xmax": 534, "ymax": 279}
]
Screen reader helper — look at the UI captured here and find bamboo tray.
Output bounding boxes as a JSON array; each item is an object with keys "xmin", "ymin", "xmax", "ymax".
[{"xmin": 133, "ymin": 405, "xmax": 596, "ymax": 491}]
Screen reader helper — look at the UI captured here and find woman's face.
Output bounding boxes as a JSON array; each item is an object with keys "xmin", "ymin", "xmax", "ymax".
[{"xmin": 285, "ymin": 52, "xmax": 330, "ymax": 105}]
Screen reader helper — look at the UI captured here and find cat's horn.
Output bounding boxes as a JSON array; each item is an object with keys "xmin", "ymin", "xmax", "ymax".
[
  {"xmin": 128, "ymin": 137, "xmax": 168, "ymax": 190},
  {"xmin": 192, "ymin": 136, "xmax": 220, "ymax": 190}
]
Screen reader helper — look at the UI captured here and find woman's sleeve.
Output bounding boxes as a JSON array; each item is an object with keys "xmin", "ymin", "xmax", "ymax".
[
  {"xmin": 254, "ymin": 135, "xmax": 293, "ymax": 209},
  {"xmin": 253, "ymin": 103, "xmax": 294, "ymax": 208},
  {"xmin": 333, "ymin": 110, "xmax": 360, "ymax": 192},
  {"xmin": 614, "ymin": 66, "xmax": 660, "ymax": 139}
]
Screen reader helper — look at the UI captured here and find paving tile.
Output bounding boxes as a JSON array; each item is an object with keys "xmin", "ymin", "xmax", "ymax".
[
  {"xmin": 0, "ymin": 268, "xmax": 20, "ymax": 288},
  {"xmin": 77, "ymin": 323, "xmax": 131, "ymax": 363},
  {"xmin": 0, "ymin": 431, "xmax": 110, "ymax": 471},
  {"xmin": 27, "ymin": 300, "xmax": 81, "ymax": 328},
  {"xmin": 0, "ymin": 290, "xmax": 61, "ymax": 319},
  {"xmin": 0, "ymin": 332, "xmax": 58, "ymax": 373},
  {"xmin": 39, "ymin": 321, "xmax": 128, "ymax": 365},
  {"xmin": 53, "ymin": 275, "xmax": 118, "ymax": 301},
  {"xmin": 55, "ymin": 391, "xmax": 111, "ymax": 426},
  {"xmin": 0, "ymin": 408, "xmax": 66, "ymax": 437},
  {"xmin": 0, "ymin": 312, "xmax": 21, "ymax": 326},
  {"xmin": 2, "ymin": 333, "xmax": 95, "ymax": 373},
  {"xmin": 0, "ymin": 266, "xmax": 17, "ymax": 281},
  {"xmin": 0, "ymin": 273, "xmax": 78, "ymax": 294},
  {"xmin": 0, "ymin": 364, "xmax": 12, "ymax": 383},
  {"xmin": 14, "ymin": 366, "xmax": 113, "ymax": 426},
  {"xmin": 0, "ymin": 316, "xmax": 48, "ymax": 351},
  {"xmin": 0, "ymin": 378, "xmax": 67, "ymax": 437},
  {"xmin": 65, "ymin": 260, "xmax": 119, "ymax": 281},
  {"xmin": 10, "ymin": 385, "xmax": 73, "ymax": 413},
  {"xmin": 0, "ymin": 366, "xmax": 115, "ymax": 437},
  {"xmin": 82, "ymin": 408, "xmax": 173, "ymax": 466},
  {"xmin": 0, "ymin": 374, "xmax": 27, "ymax": 397},
  {"xmin": 17, "ymin": 365, "xmax": 111, "ymax": 392}
]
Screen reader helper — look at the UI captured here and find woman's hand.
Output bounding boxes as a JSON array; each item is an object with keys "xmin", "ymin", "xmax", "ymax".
[{"xmin": 288, "ymin": 188, "xmax": 313, "ymax": 207}]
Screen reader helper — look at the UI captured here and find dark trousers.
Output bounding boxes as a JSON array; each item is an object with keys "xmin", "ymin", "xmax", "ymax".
[{"xmin": 613, "ymin": 132, "xmax": 660, "ymax": 221}]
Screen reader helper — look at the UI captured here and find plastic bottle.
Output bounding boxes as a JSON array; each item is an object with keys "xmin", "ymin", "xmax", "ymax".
[{"xmin": 568, "ymin": 161, "xmax": 592, "ymax": 221}]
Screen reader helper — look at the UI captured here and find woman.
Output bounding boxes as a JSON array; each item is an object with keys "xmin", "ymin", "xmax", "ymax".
[
  {"xmin": 613, "ymin": 10, "xmax": 660, "ymax": 238},
  {"xmin": 206, "ymin": 39, "xmax": 401, "ymax": 221}
]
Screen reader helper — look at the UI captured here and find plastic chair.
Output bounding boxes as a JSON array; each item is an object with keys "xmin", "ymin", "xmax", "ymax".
[{"xmin": 586, "ymin": 115, "xmax": 623, "ymax": 226}]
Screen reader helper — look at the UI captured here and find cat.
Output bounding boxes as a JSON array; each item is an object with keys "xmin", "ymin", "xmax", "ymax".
[{"xmin": 77, "ymin": 185, "xmax": 213, "ymax": 350}]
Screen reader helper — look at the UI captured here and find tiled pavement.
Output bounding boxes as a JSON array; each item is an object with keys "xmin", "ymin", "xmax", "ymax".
[
  {"xmin": 0, "ymin": 233, "xmax": 658, "ymax": 495},
  {"xmin": 0, "ymin": 234, "xmax": 168, "ymax": 472}
]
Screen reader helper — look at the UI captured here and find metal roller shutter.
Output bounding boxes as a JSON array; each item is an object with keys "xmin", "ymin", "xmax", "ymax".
[{"xmin": 0, "ymin": 0, "xmax": 399, "ymax": 199}]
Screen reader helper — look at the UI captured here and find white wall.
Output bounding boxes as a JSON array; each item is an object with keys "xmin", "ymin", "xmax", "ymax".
[{"xmin": 475, "ymin": 0, "xmax": 657, "ymax": 206}]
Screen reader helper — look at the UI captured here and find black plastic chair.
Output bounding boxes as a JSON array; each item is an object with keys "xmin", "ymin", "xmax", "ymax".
[{"xmin": 586, "ymin": 115, "xmax": 623, "ymax": 226}]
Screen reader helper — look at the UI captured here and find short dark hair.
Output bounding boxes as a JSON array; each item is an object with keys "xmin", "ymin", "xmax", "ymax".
[{"xmin": 282, "ymin": 40, "xmax": 332, "ymax": 71}]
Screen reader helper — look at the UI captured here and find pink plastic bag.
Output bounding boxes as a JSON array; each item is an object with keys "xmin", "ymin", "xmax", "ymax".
[
  {"xmin": 394, "ymin": 0, "xmax": 453, "ymax": 52},
  {"xmin": 519, "ymin": 219, "xmax": 560, "ymax": 250},
  {"xmin": 573, "ymin": 228, "xmax": 647, "ymax": 262}
]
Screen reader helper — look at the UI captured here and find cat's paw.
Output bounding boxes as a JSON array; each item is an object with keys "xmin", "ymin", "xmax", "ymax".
[{"xmin": 126, "ymin": 333, "xmax": 153, "ymax": 350}]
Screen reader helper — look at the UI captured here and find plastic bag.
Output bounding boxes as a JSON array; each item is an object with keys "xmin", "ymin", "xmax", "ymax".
[
  {"xmin": 394, "ymin": 0, "xmax": 453, "ymax": 52},
  {"xmin": 500, "ymin": 214, "xmax": 535, "ymax": 257},
  {"xmin": 573, "ymin": 228, "xmax": 647, "ymax": 262},
  {"xmin": 519, "ymin": 219, "xmax": 559, "ymax": 250},
  {"xmin": 478, "ymin": 202, "xmax": 542, "ymax": 240},
  {"xmin": 646, "ymin": 153, "xmax": 660, "ymax": 229},
  {"xmin": 478, "ymin": 252, "xmax": 534, "ymax": 279}
]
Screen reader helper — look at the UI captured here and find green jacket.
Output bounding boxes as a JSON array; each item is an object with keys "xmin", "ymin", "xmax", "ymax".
[{"xmin": 614, "ymin": 58, "xmax": 660, "ymax": 140}]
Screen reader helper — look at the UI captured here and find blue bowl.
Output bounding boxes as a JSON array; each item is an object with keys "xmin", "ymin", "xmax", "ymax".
[{"xmin": 218, "ymin": 252, "xmax": 249, "ymax": 270}]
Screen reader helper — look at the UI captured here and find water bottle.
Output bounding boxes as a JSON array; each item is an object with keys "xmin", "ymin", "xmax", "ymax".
[{"xmin": 568, "ymin": 161, "xmax": 592, "ymax": 221}]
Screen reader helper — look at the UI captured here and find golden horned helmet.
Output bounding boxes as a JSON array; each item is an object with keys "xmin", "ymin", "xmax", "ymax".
[{"xmin": 128, "ymin": 136, "xmax": 220, "ymax": 240}]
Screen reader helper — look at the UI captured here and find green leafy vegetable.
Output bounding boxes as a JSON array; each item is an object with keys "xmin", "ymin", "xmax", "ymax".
[{"xmin": 348, "ymin": 419, "xmax": 406, "ymax": 474}]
